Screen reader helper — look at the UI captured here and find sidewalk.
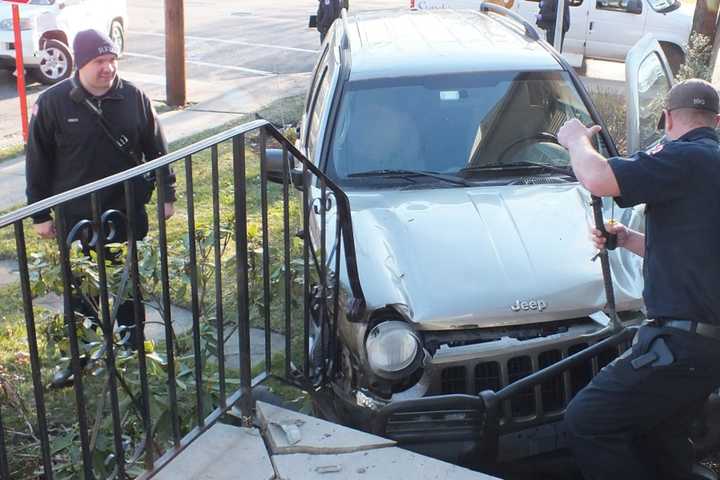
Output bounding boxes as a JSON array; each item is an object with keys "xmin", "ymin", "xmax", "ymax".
[{"xmin": 0, "ymin": 71, "xmax": 311, "ymax": 212}]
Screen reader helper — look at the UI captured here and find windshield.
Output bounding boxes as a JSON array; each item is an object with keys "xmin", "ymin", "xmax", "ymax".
[{"xmin": 327, "ymin": 71, "xmax": 596, "ymax": 184}]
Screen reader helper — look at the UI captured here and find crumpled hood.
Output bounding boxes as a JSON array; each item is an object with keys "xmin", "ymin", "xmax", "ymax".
[{"xmin": 347, "ymin": 184, "xmax": 644, "ymax": 329}]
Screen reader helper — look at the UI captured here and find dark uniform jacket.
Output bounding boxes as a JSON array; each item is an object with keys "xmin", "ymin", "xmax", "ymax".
[
  {"xmin": 537, "ymin": 0, "xmax": 570, "ymax": 33},
  {"xmin": 317, "ymin": 0, "xmax": 342, "ymax": 37},
  {"xmin": 608, "ymin": 127, "xmax": 720, "ymax": 325},
  {"xmin": 26, "ymin": 73, "xmax": 176, "ymax": 226}
]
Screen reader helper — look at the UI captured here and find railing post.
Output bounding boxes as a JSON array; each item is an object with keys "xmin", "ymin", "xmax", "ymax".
[
  {"xmin": 155, "ymin": 169, "xmax": 182, "ymax": 446},
  {"xmin": 90, "ymin": 196, "xmax": 127, "ymax": 477},
  {"xmin": 123, "ymin": 180, "xmax": 154, "ymax": 470},
  {"xmin": 210, "ymin": 144, "xmax": 227, "ymax": 408},
  {"xmin": 55, "ymin": 207, "xmax": 95, "ymax": 479},
  {"xmin": 0, "ymin": 404, "xmax": 10, "ymax": 480},
  {"xmin": 259, "ymin": 128, "xmax": 272, "ymax": 372},
  {"xmin": 233, "ymin": 133, "xmax": 253, "ymax": 421},
  {"xmin": 282, "ymin": 147, "xmax": 292, "ymax": 378},
  {"xmin": 14, "ymin": 221, "xmax": 54, "ymax": 479},
  {"xmin": 185, "ymin": 155, "xmax": 206, "ymax": 427}
]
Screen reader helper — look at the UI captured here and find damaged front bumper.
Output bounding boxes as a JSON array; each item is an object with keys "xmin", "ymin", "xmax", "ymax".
[{"xmin": 361, "ymin": 327, "xmax": 637, "ymax": 463}]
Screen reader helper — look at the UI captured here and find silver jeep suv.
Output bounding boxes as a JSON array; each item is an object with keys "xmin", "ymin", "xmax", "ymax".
[{"xmin": 278, "ymin": 4, "xmax": 696, "ymax": 475}]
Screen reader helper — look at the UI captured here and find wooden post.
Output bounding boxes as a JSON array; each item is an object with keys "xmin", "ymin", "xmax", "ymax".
[
  {"xmin": 691, "ymin": 0, "xmax": 719, "ymax": 42},
  {"xmin": 165, "ymin": 0, "xmax": 186, "ymax": 107}
]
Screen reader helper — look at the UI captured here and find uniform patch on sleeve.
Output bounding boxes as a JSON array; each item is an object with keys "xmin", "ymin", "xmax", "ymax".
[{"xmin": 647, "ymin": 143, "xmax": 664, "ymax": 155}]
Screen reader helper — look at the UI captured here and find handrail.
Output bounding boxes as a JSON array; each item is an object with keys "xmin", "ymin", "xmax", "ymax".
[
  {"xmin": 0, "ymin": 119, "xmax": 267, "ymax": 228},
  {"xmin": 478, "ymin": 2, "xmax": 541, "ymax": 42}
]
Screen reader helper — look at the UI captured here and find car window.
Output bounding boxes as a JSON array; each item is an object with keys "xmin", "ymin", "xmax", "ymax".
[
  {"xmin": 595, "ymin": 0, "xmax": 642, "ymax": 13},
  {"xmin": 307, "ymin": 67, "xmax": 334, "ymax": 161},
  {"xmin": 306, "ymin": 46, "xmax": 330, "ymax": 113},
  {"xmin": 328, "ymin": 71, "xmax": 600, "ymax": 182},
  {"xmin": 636, "ymin": 52, "xmax": 669, "ymax": 150}
]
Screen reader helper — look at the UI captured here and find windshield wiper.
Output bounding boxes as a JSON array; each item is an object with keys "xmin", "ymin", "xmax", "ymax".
[
  {"xmin": 461, "ymin": 161, "xmax": 574, "ymax": 178},
  {"xmin": 348, "ymin": 169, "xmax": 471, "ymax": 186}
]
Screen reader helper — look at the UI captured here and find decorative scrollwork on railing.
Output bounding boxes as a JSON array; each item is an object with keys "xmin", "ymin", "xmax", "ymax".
[
  {"xmin": 311, "ymin": 191, "xmax": 335, "ymax": 215},
  {"xmin": 66, "ymin": 209, "xmax": 127, "ymax": 253}
]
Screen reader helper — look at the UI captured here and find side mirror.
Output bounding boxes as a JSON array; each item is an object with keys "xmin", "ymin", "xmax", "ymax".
[
  {"xmin": 264, "ymin": 148, "xmax": 289, "ymax": 184},
  {"xmin": 626, "ymin": 0, "xmax": 642, "ymax": 14},
  {"xmin": 308, "ymin": 14, "xmax": 318, "ymax": 29},
  {"xmin": 264, "ymin": 148, "xmax": 305, "ymax": 190}
]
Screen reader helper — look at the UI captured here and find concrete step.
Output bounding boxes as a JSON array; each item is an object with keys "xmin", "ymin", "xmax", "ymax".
[
  {"xmin": 272, "ymin": 448, "xmax": 502, "ymax": 480},
  {"xmin": 152, "ymin": 423, "xmax": 274, "ymax": 480},
  {"xmin": 258, "ymin": 401, "xmax": 501, "ymax": 480}
]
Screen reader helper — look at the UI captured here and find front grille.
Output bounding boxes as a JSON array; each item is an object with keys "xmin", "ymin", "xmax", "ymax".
[
  {"xmin": 441, "ymin": 366, "xmax": 466, "ymax": 393},
  {"xmin": 436, "ymin": 340, "xmax": 623, "ymax": 424},
  {"xmin": 475, "ymin": 362, "xmax": 501, "ymax": 393},
  {"xmin": 568, "ymin": 343, "xmax": 592, "ymax": 396},
  {"xmin": 508, "ymin": 356, "xmax": 534, "ymax": 417},
  {"xmin": 539, "ymin": 350, "xmax": 564, "ymax": 412}
]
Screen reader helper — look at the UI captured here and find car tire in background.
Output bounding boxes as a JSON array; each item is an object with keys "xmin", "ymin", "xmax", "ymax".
[
  {"xmin": 110, "ymin": 20, "xmax": 125, "ymax": 57},
  {"xmin": 34, "ymin": 39, "xmax": 73, "ymax": 85}
]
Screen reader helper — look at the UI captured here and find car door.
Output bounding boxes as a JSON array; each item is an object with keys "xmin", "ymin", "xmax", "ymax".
[
  {"xmin": 625, "ymin": 33, "xmax": 673, "ymax": 153},
  {"xmin": 513, "ymin": 0, "xmax": 589, "ymax": 55},
  {"xmin": 584, "ymin": 0, "xmax": 647, "ymax": 61}
]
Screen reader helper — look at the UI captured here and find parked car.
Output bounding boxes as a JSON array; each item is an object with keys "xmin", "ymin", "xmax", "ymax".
[
  {"xmin": 267, "ymin": 5, "xmax": 716, "ymax": 476},
  {"xmin": 412, "ymin": 0, "xmax": 692, "ymax": 73},
  {"xmin": 0, "ymin": 0, "xmax": 127, "ymax": 84}
]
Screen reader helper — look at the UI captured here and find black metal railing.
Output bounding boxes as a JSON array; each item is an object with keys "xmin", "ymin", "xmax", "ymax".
[{"xmin": 0, "ymin": 120, "xmax": 364, "ymax": 479}]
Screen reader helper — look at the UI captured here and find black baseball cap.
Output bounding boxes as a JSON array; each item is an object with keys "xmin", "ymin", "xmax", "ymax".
[{"xmin": 657, "ymin": 79, "xmax": 720, "ymax": 129}]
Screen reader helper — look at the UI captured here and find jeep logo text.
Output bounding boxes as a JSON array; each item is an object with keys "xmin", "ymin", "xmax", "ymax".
[{"xmin": 511, "ymin": 299, "xmax": 547, "ymax": 312}]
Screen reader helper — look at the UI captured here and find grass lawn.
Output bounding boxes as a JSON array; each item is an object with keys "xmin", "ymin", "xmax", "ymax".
[{"xmin": 0, "ymin": 94, "xmax": 309, "ymax": 478}]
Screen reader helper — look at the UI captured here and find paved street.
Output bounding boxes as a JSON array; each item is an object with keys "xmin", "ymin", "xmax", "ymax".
[{"xmin": 0, "ymin": 0, "xmax": 406, "ymax": 148}]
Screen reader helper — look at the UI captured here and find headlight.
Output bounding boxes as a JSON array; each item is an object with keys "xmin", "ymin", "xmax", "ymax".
[
  {"xmin": 0, "ymin": 18, "xmax": 34, "ymax": 31},
  {"xmin": 365, "ymin": 321, "xmax": 421, "ymax": 379}
]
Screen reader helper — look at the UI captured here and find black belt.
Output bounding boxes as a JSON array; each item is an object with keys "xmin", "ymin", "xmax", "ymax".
[{"xmin": 650, "ymin": 319, "xmax": 720, "ymax": 340}]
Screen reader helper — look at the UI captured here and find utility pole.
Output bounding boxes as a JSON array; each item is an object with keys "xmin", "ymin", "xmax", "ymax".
[
  {"xmin": 691, "ymin": 0, "xmax": 719, "ymax": 40},
  {"xmin": 165, "ymin": 0, "xmax": 186, "ymax": 107}
]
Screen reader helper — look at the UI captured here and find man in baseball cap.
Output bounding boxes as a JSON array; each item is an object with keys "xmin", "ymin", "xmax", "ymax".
[
  {"xmin": 657, "ymin": 78, "xmax": 720, "ymax": 130},
  {"xmin": 555, "ymin": 77, "xmax": 720, "ymax": 479}
]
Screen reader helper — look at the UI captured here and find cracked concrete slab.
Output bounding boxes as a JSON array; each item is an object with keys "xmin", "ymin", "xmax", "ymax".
[
  {"xmin": 153, "ymin": 423, "xmax": 274, "ymax": 480},
  {"xmin": 257, "ymin": 401, "xmax": 396, "ymax": 455},
  {"xmin": 271, "ymin": 449, "xmax": 502, "ymax": 480}
]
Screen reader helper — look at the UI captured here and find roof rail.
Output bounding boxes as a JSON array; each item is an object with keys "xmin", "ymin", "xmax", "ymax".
[{"xmin": 478, "ymin": 2, "xmax": 540, "ymax": 41}]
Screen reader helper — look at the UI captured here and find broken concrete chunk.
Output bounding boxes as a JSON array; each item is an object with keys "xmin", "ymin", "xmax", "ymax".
[{"xmin": 256, "ymin": 401, "xmax": 396, "ymax": 455}]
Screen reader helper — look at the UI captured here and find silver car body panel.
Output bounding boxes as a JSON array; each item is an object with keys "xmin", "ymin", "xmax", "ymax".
[
  {"xmin": 346, "ymin": 9, "xmax": 561, "ymax": 81},
  {"xmin": 314, "ymin": 183, "xmax": 645, "ymax": 330}
]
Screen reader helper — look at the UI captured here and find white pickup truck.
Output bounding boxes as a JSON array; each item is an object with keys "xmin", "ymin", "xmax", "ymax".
[{"xmin": 411, "ymin": 0, "xmax": 692, "ymax": 72}]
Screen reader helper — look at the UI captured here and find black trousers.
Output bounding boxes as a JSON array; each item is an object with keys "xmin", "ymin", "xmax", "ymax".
[
  {"xmin": 65, "ymin": 207, "xmax": 149, "ymax": 350},
  {"xmin": 546, "ymin": 28, "xmax": 566, "ymax": 51},
  {"xmin": 565, "ymin": 324, "xmax": 720, "ymax": 479}
]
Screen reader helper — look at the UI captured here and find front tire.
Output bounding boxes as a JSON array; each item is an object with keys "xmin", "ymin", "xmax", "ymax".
[{"xmin": 35, "ymin": 39, "xmax": 73, "ymax": 85}]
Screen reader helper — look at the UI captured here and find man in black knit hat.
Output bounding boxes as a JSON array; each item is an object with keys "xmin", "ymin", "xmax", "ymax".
[{"xmin": 26, "ymin": 29, "xmax": 177, "ymax": 387}]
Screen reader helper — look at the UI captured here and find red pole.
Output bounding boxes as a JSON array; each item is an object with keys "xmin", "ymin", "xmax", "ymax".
[{"xmin": 12, "ymin": 3, "xmax": 29, "ymax": 143}]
